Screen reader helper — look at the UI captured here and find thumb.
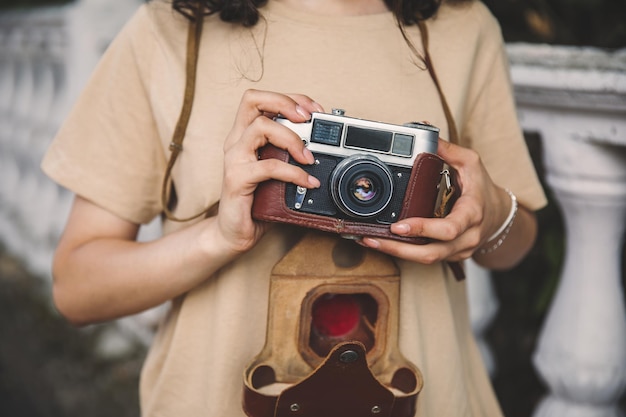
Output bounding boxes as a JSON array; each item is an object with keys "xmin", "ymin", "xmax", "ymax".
[{"xmin": 436, "ymin": 137, "xmax": 467, "ymax": 168}]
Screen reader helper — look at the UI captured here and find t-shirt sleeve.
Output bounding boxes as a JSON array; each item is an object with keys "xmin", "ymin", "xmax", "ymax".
[
  {"xmin": 462, "ymin": 4, "xmax": 547, "ymax": 211},
  {"xmin": 41, "ymin": 4, "xmax": 167, "ymax": 224}
]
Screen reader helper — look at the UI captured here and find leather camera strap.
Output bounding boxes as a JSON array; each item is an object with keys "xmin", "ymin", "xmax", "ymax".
[
  {"xmin": 161, "ymin": 13, "xmax": 207, "ymax": 222},
  {"xmin": 416, "ymin": 20, "xmax": 459, "ymax": 145}
]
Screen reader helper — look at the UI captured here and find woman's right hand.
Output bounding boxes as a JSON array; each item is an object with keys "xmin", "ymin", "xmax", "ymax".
[{"xmin": 215, "ymin": 89, "xmax": 324, "ymax": 255}]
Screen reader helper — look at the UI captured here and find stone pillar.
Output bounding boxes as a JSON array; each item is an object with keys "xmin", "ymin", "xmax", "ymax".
[
  {"xmin": 535, "ymin": 124, "xmax": 626, "ymax": 417},
  {"xmin": 508, "ymin": 43, "xmax": 626, "ymax": 416}
]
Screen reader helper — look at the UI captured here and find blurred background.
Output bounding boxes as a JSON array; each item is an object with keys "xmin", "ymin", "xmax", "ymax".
[{"xmin": 0, "ymin": 0, "xmax": 625, "ymax": 416}]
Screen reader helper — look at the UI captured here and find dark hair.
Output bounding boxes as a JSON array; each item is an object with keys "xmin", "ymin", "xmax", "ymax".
[{"xmin": 172, "ymin": 0, "xmax": 466, "ymax": 26}]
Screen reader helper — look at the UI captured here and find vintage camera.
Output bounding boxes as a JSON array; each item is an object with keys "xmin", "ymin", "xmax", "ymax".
[
  {"xmin": 278, "ymin": 109, "xmax": 439, "ymax": 223},
  {"xmin": 252, "ymin": 109, "xmax": 447, "ymax": 242}
]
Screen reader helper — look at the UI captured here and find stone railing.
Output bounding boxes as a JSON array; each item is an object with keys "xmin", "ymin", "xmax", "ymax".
[
  {"xmin": 0, "ymin": 0, "xmax": 144, "ymax": 278},
  {"xmin": 0, "ymin": 5, "xmax": 72, "ymax": 277},
  {"xmin": 1, "ymin": 1, "xmax": 625, "ymax": 413},
  {"xmin": 508, "ymin": 44, "xmax": 626, "ymax": 416}
]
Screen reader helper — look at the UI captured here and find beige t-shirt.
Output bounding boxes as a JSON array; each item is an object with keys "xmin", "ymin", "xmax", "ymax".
[{"xmin": 42, "ymin": 0, "xmax": 547, "ymax": 415}]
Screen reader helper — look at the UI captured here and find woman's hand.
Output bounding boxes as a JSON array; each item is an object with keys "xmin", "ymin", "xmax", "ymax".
[
  {"xmin": 358, "ymin": 138, "xmax": 538, "ymax": 270},
  {"xmin": 215, "ymin": 89, "xmax": 324, "ymax": 254}
]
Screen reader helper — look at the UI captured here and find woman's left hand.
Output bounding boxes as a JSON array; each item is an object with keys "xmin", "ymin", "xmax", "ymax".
[{"xmin": 358, "ymin": 138, "xmax": 530, "ymax": 268}]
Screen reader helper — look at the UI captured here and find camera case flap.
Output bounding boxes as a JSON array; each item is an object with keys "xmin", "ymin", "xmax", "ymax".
[{"xmin": 252, "ymin": 144, "xmax": 459, "ymax": 244}]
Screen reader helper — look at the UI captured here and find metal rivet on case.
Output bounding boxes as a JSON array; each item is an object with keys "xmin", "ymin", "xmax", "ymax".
[
  {"xmin": 307, "ymin": 199, "xmax": 314, "ymax": 205},
  {"xmin": 371, "ymin": 405, "xmax": 381, "ymax": 414},
  {"xmin": 339, "ymin": 350, "xmax": 358, "ymax": 363},
  {"xmin": 290, "ymin": 403, "xmax": 300, "ymax": 412}
]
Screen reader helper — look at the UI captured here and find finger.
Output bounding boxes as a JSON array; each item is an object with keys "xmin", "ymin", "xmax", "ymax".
[
  {"xmin": 436, "ymin": 137, "xmax": 482, "ymax": 169},
  {"xmin": 231, "ymin": 116, "xmax": 315, "ymax": 166},
  {"xmin": 359, "ymin": 231, "xmax": 477, "ymax": 264},
  {"xmin": 389, "ymin": 211, "xmax": 475, "ymax": 243},
  {"xmin": 230, "ymin": 90, "xmax": 321, "ymax": 141},
  {"xmin": 225, "ymin": 157, "xmax": 320, "ymax": 197},
  {"xmin": 359, "ymin": 236, "xmax": 450, "ymax": 265},
  {"xmin": 286, "ymin": 93, "xmax": 325, "ymax": 114}
]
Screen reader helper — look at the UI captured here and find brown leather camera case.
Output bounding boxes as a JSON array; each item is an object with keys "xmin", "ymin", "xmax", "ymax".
[
  {"xmin": 252, "ymin": 144, "xmax": 457, "ymax": 244},
  {"xmin": 242, "ymin": 232, "xmax": 423, "ymax": 417}
]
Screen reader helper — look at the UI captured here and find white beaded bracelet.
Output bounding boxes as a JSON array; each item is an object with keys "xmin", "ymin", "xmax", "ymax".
[{"xmin": 478, "ymin": 189, "xmax": 518, "ymax": 254}]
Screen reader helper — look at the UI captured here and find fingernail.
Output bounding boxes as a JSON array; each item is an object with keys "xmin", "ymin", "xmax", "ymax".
[
  {"xmin": 312, "ymin": 102, "xmax": 324, "ymax": 113},
  {"xmin": 392, "ymin": 223, "xmax": 410, "ymax": 235},
  {"xmin": 303, "ymin": 147, "xmax": 315, "ymax": 164},
  {"xmin": 296, "ymin": 105, "xmax": 311, "ymax": 121},
  {"xmin": 308, "ymin": 175, "xmax": 320, "ymax": 188},
  {"xmin": 364, "ymin": 238, "xmax": 380, "ymax": 248}
]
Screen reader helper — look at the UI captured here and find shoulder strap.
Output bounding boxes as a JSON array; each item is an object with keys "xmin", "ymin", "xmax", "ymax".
[
  {"xmin": 416, "ymin": 20, "xmax": 459, "ymax": 145},
  {"xmin": 161, "ymin": 16, "xmax": 206, "ymax": 222}
]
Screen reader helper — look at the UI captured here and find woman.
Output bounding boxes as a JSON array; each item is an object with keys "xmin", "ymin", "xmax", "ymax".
[{"xmin": 42, "ymin": 0, "xmax": 547, "ymax": 415}]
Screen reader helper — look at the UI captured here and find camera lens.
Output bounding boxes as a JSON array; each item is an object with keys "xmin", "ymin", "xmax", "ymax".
[
  {"xmin": 352, "ymin": 177, "xmax": 377, "ymax": 202},
  {"xmin": 330, "ymin": 155, "xmax": 394, "ymax": 218}
]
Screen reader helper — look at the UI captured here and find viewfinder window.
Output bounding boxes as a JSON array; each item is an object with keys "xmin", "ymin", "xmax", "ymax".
[{"xmin": 345, "ymin": 126, "xmax": 392, "ymax": 152}]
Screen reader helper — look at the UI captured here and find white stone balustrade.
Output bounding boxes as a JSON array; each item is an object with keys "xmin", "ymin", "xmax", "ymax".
[
  {"xmin": 0, "ymin": 0, "xmax": 142, "ymax": 279},
  {"xmin": 0, "ymin": 7, "xmax": 70, "ymax": 277},
  {"xmin": 508, "ymin": 44, "xmax": 626, "ymax": 416}
]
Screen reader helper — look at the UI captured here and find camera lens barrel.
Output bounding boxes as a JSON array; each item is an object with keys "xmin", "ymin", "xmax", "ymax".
[{"xmin": 330, "ymin": 154, "xmax": 394, "ymax": 218}]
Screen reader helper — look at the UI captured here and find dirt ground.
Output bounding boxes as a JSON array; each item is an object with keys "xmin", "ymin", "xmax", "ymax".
[{"xmin": 0, "ymin": 250, "xmax": 144, "ymax": 417}]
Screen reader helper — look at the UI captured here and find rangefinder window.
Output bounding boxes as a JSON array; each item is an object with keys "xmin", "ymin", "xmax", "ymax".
[
  {"xmin": 345, "ymin": 126, "xmax": 392, "ymax": 153},
  {"xmin": 392, "ymin": 134, "xmax": 414, "ymax": 157},
  {"xmin": 311, "ymin": 120, "xmax": 343, "ymax": 146}
]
